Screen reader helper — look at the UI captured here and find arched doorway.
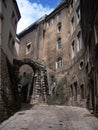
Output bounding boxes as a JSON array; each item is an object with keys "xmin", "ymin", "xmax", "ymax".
[
  {"xmin": 18, "ymin": 65, "xmax": 34, "ymax": 103},
  {"xmin": 13, "ymin": 58, "xmax": 48, "ymax": 105}
]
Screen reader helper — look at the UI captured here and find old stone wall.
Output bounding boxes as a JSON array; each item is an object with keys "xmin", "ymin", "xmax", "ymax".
[
  {"xmin": 17, "ymin": 0, "xmax": 98, "ymax": 115},
  {"xmin": 48, "ymin": 74, "xmax": 69, "ymax": 105},
  {"xmin": 18, "ymin": 1, "xmax": 82, "ymax": 106},
  {"xmin": 44, "ymin": 7, "xmax": 70, "ymax": 73},
  {"xmin": 19, "ymin": 28, "xmax": 37, "ymax": 60},
  {"xmin": 18, "ymin": 6, "xmax": 70, "ymax": 74},
  {"xmin": 0, "ymin": 49, "xmax": 15, "ymax": 122},
  {"xmin": 67, "ymin": 52, "xmax": 87, "ymax": 107}
]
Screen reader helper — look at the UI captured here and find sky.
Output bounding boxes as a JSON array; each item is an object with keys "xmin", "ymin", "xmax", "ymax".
[{"xmin": 16, "ymin": 0, "xmax": 61, "ymax": 34}]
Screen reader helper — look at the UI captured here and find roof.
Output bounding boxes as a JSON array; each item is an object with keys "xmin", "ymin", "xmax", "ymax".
[
  {"xmin": 45, "ymin": 0, "xmax": 68, "ymax": 20},
  {"xmin": 17, "ymin": 0, "xmax": 69, "ymax": 39},
  {"xmin": 17, "ymin": 15, "xmax": 47, "ymax": 39}
]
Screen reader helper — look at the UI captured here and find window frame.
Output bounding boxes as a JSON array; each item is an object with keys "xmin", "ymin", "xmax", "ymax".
[
  {"xmin": 52, "ymin": 17, "xmax": 56, "ymax": 24},
  {"xmin": 71, "ymin": 17, "xmax": 75, "ymax": 32},
  {"xmin": 71, "ymin": 0, "xmax": 74, "ymax": 8},
  {"xmin": 57, "ymin": 12, "xmax": 61, "ymax": 20},
  {"xmin": 57, "ymin": 22, "xmax": 62, "ymax": 33},
  {"xmin": 47, "ymin": 20, "xmax": 50, "ymax": 27},
  {"xmin": 77, "ymin": 31, "xmax": 82, "ymax": 51},
  {"xmin": 56, "ymin": 57, "xmax": 62, "ymax": 68},
  {"xmin": 76, "ymin": 6, "xmax": 81, "ymax": 23},
  {"xmin": 71, "ymin": 41, "xmax": 75, "ymax": 59},
  {"xmin": 26, "ymin": 42, "xmax": 32, "ymax": 54},
  {"xmin": 57, "ymin": 38, "xmax": 62, "ymax": 49}
]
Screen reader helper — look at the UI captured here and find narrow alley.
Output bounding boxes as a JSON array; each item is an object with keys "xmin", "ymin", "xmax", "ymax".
[{"xmin": 0, "ymin": 105, "xmax": 98, "ymax": 130}]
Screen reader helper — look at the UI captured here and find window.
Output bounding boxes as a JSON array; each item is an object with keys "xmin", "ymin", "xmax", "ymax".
[
  {"xmin": 58, "ymin": 23, "xmax": 62, "ymax": 33},
  {"xmin": 47, "ymin": 20, "xmax": 50, "ymax": 27},
  {"xmin": 71, "ymin": 0, "xmax": 74, "ymax": 8},
  {"xmin": 79, "ymin": 60, "xmax": 84, "ymax": 69},
  {"xmin": 8, "ymin": 33, "xmax": 15, "ymax": 54},
  {"xmin": 26, "ymin": 42, "xmax": 32, "ymax": 54},
  {"xmin": 77, "ymin": 32, "xmax": 82, "ymax": 50},
  {"xmin": 43, "ymin": 30, "xmax": 46, "ymax": 38},
  {"xmin": 57, "ymin": 38, "xmax": 62, "ymax": 49},
  {"xmin": 76, "ymin": 7, "xmax": 81, "ymax": 23},
  {"xmin": 57, "ymin": 12, "xmax": 61, "ymax": 20},
  {"xmin": 71, "ymin": 17, "xmax": 75, "ymax": 32},
  {"xmin": 71, "ymin": 41, "xmax": 75, "ymax": 58},
  {"xmin": 95, "ymin": 26, "xmax": 98, "ymax": 44},
  {"xmin": 56, "ymin": 57, "xmax": 62, "ymax": 68},
  {"xmin": 52, "ymin": 17, "xmax": 56, "ymax": 24}
]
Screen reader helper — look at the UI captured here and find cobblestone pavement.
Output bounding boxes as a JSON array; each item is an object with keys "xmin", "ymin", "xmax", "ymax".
[{"xmin": 0, "ymin": 105, "xmax": 98, "ymax": 130}]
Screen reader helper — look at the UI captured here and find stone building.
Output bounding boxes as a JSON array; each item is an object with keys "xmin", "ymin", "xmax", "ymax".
[
  {"xmin": 80, "ymin": 0, "xmax": 98, "ymax": 114},
  {"xmin": 0, "ymin": 0, "xmax": 20, "ymax": 122},
  {"xmin": 18, "ymin": 0, "xmax": 98, "ymax": 114}
]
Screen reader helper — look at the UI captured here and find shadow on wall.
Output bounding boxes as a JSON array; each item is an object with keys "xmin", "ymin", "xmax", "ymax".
[
  {"xmin": 47, "ymin": 74, "xmax": 69, "ymax": 105},
  {"xmin": 18, "ymin": 71, "xmax": 34, "ymax": 104}
]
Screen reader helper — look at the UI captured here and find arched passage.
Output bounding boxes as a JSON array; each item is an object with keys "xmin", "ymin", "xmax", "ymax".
[
  {"xmin": 18, "ymin": 65, "xmax": 34, "ymax": 103},
  {"xmin": 13, "ymin": 58, "xmax": 49, "ymax": 104}
]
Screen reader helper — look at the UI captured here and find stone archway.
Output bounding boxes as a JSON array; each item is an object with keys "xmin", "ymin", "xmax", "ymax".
[
  {"xmin": 13, "ymin": 58, "xmax": 49, "ymax": 105},
  {"xmin": 18, "ymin": 65, "xmax": 34, "ymax": 103}
]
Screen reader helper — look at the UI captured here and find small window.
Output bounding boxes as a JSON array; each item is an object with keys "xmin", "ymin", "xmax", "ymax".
[
  {"xmin": 77, "ymin": 32, "xmax": 82, "ymax": 50},
  {"xmin": 71, "ymin": 41, "xmax": 75, "ymax": 59},
  {"xmin": 76, "ymin": 7, "xmax": 81, "ymax": 23},
  {"xmin": 79, "ymin": 60, "xmax": 84, "ymax": 69},
  {"xmin": 26, "ymin": 42, "xmax": 32, "ymax": 54},
  {"xmin": 95, "ymin": 26, "xmax": 98, "ymax": 44},
  {"xmin": 58, "ymin": 23, "xmax": 62, "ymax": 33},
  {"xmin": 71, "ymin": 17, "xmax": 75, "ymax": 31},
  {"xmin": 43, "ymin": 30, "xmax": 46, "ymax": 38},
  {"xmin": 57, "ymin": 38, "xmax": 62, "ymax": 49},
  {"xmin": 71, "ymin": 0, "xmax": 74, "ymax": 8},
  {"xmin": 47, "ymin": 20, "xmax": 50, "ymax": 27},
  {"xmin": 57, "ymin": 12, "xmax": 61, "ymax": 19},
  {"xmin": 8, "ymin": 33, "xmax": 15, "ymax": 54},
  {"xmin": 56, "ymin": 57, "xmax": 62, "ymax": 68},
  {"xmin": 52, "ymin": 17, "xmax": 56, "ymax": 24}
]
